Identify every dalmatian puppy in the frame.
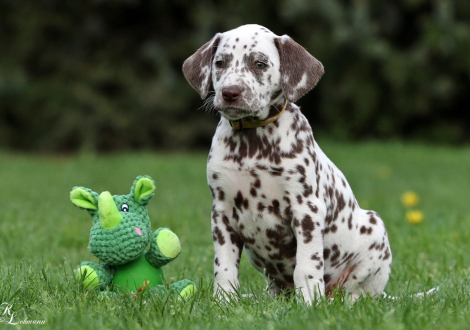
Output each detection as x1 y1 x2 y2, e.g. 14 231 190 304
182 24 392 304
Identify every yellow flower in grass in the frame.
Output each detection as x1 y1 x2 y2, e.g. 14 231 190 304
406 210 424 224
401 191 420 207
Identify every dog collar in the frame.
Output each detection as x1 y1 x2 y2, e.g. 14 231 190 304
229 100 288 130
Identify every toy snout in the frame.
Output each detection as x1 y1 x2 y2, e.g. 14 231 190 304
98 191 123 230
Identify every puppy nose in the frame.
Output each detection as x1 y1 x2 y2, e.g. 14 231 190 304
222 86 242 103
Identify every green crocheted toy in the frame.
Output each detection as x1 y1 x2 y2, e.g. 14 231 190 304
70 175 195 297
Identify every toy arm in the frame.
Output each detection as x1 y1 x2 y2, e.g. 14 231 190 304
145 228 181 268
76 261 115 291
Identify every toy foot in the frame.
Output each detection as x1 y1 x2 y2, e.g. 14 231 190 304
171 279 196 299
146 228 181 268
76 262 114 290
150 280 196 299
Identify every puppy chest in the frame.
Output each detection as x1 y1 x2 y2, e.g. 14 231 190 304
240 211 297 278
237 210 295 251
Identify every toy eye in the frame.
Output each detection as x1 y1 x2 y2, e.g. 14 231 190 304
254 61 267 69
121 204 129 212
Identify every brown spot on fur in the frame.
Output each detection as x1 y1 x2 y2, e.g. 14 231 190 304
301 215 314 243
311 253 321 261
269 166 284 176
324 273 332 284
250 187 257 197
336 192 346 211
370 215 377 225
303 184 313 198
347 214 353 230
383 247 391 260
234 191 249 210
330 244 340 263
232 207 239 221
360 226 373 235
213 226 225 245
307 202 318 213
218 188 225 201
265 263 278 276
268 199 282 218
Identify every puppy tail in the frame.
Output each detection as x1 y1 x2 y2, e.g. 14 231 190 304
382 283 443 300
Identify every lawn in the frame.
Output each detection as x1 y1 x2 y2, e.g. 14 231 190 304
0 141 469 329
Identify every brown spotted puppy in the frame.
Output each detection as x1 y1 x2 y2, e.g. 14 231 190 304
183 24 391 304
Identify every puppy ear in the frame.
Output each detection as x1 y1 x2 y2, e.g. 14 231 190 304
182 33 222 99
274 35 324 103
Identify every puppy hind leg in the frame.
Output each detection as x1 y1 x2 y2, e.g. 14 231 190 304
342 259 391 299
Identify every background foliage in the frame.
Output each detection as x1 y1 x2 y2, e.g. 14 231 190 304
1 0 469 152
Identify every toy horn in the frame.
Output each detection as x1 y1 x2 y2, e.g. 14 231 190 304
98 191 123 230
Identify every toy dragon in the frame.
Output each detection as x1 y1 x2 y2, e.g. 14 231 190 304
70 175 195 297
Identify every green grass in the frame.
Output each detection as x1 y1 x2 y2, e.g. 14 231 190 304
1 141 470 329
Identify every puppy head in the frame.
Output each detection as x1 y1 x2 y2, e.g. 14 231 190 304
183 24 324 120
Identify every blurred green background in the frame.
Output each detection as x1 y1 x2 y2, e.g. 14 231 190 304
1 0 469 153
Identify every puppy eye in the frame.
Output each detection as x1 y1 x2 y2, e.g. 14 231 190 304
121 204 129 212
215 60 225 68
254 61 267 69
